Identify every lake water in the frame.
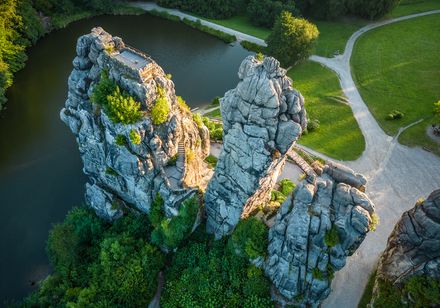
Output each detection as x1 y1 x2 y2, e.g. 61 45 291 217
0 13 249 303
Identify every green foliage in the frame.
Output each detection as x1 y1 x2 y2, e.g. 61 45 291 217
92 72 143 124
370 212 380 232
165 73 172 79
148 9 181 22
312 268 324 280
106 87 143 124
240 40 266 54
105 167 118 176
167 154 178 166
205 154 218 169
324 225 340 248
307 118 320 132
247 0 297 28
177 96 190 113
129 129 141 145
202 116 223 140
115 134 127 146
358 269 377 308
374 278 402 307
210 96 221 106
386 110 404 120
151 196 200 250
229 217 268 259
25 207 163 307
271 190 287 204
151 86 170 125
434 100 440 120
161 226 272 307
278 178 295 196
192 112 203 128
404 275 440 307
267 11 319 67
181 17 236 43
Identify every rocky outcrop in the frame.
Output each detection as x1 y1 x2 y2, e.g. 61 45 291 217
205 55 307 238
61 27 212 220
371 189 440 303
265 162 376 307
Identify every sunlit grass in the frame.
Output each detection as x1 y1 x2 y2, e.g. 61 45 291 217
352 14 440 153
289 61 365 160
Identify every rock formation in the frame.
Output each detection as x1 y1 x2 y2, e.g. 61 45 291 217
265 162 376 307
205 55 307 238
61 27 212 220
370 189 440 304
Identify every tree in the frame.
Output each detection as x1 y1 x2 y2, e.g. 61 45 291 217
347 0 401 19
247 0 297 28
266 11 319 67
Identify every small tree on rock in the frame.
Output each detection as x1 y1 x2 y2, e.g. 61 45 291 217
266 11 319 67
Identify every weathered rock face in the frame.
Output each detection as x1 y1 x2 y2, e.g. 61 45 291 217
205 55 307 238
374 189 440 290
265 162 376 307
61 27 212 220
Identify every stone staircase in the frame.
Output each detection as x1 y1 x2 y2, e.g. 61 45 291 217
176 140 186 174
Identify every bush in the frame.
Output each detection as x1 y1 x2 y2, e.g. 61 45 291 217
205 155 218 169
228 217 268 260
151 86 170 125
324 225 340 248
247 0 297 28
151 196 200 250
279 178 295 196
177 96 190 113
312 268 324 280
161 226 272 307
404 275 440 306
129 129 141 145
307 118 320 132
386 110 404 120
167 154 178 166
267 11 319 67
369 212 379 231
192 113 203 128
434 100 440 121
92 73 143 124
211 96 221 106
202 116 223 141
115 134 126 146
26 207 163 307
240 40 266 54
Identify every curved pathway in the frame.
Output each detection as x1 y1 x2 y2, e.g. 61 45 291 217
310 10 440 307
130 2 267 46
132 4 440 306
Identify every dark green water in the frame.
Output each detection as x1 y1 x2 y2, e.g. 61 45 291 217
0 13 249 303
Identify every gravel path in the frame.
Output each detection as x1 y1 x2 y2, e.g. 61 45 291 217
132 4 440 306
130 2 267 46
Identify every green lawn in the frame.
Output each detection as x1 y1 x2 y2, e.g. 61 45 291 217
203 15 271 40
351 14 440 155
314 18 367 57
389 0 440 17
289 61 365 161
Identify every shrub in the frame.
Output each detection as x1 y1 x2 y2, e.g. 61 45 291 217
279 178 295 196
434 100 440 121
186 147 195 163
386 110 404 120
369 213 380 232
151 86 170 125
151 196 200 250
228 217 268 260
312 268 323 280
211 96 220 106
105 167 118 176
129 129 141 145
192 113 203 128
177 96 190 113
161 226 272 307
115 134 127 146
324 225 340 248
165 73 172 79
307 118 320 132
256 52 264 61
271 190 287 204
404 275 440 306
92 74 143 125
205 155 218 169
240 40 266 54
167 154 178 166
267 11 319 67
